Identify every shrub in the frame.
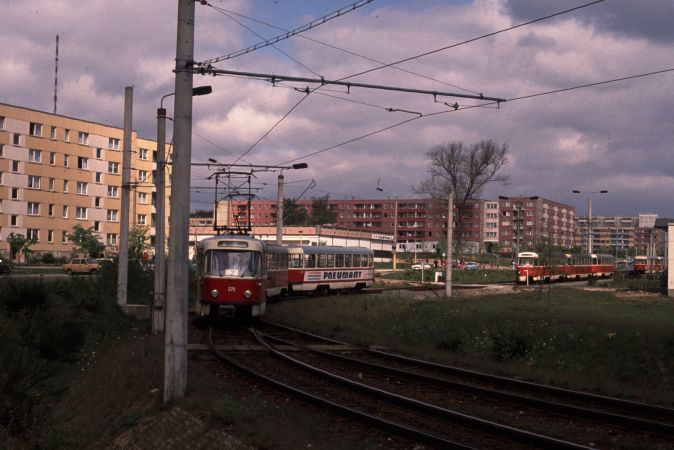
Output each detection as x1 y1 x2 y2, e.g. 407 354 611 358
41 253 57 264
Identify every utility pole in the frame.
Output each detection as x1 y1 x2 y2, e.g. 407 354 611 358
117 86 133 307
165 0 195 403
445 195 453 298
153 105 167 333
276 173 284 244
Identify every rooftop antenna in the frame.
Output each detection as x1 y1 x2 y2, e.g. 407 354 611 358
53 35 59 114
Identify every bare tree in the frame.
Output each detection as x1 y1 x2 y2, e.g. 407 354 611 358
413 140 509 254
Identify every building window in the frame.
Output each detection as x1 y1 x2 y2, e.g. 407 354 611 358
13 134 20 145
27 229 39 241
63 180 69 192
48 230 54 242
137 214 146 225
29 122 42 137
138 192 147 204
12 160 19 172
76 181 88 194
78 131 89 145
0 143 3 157
76 207 87 219
62 231 68 243
107 234 117 245
95 197 101 207
108 137 120 150
64 129 70 142
11 188 19 199
0 116 4 130
50 126 56 140
49 177 55 191
107 186 118 197
62 205 68 218
94 221 101 231
139 148 148 160
138 170 148 181
27 202 40 215
77 156 88 169
64 154 69 167
48 204 54 217
27 175 40 189
95 172 102 183
108 162 119 174
107 209 118 221
10 215 18 226
96 147 103 159
28 149 41 163
50 152 56 164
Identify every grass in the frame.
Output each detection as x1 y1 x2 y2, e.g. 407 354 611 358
266 287 674 406
378 267 515 284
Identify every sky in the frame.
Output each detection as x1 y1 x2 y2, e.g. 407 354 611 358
2 0 673 217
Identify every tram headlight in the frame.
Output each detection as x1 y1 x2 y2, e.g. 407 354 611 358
243 290 252 299
210 289 219 299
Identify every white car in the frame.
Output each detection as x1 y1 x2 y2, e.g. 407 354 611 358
411 263 432 270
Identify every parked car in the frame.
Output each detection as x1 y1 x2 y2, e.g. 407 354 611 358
411 262 432 270
62 258 101 275
464 261 480 270
0 258 12 275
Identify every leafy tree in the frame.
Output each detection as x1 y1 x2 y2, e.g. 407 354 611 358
283 198 309 225
128 225 152 260
68 224 104 257
309 195 336 225
413 139 509 255
190 209 213 218
7 233 36 264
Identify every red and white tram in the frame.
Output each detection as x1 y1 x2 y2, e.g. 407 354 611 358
516 251 614 284
196 235 288 320
632 255 666 274
287 245 374 294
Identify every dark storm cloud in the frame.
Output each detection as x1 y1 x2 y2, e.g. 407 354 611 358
504 0 674 44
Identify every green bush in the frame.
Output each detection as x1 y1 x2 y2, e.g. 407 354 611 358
41 253 57 264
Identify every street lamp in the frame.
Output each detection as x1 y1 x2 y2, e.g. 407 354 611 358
153 85 212 333
572 189 608 254
277 163 308 244
376 186 398 271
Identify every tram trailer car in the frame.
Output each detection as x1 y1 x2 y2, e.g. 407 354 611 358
286 245 374 294
516 251 614 284
632 255 666 275
196 235 288 320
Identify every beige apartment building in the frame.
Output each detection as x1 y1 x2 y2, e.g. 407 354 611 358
0 103 167 261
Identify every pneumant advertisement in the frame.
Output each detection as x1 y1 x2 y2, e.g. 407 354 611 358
304 269 374 282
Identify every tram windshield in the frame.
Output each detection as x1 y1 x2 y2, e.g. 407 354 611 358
517 256 537 266
204 250 260 277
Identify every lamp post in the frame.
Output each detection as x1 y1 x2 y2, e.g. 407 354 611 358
572 189 608 254
376 187 398 271
276 163 308 244
153 85 211 334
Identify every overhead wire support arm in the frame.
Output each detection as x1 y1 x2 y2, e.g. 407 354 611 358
196 67 506 103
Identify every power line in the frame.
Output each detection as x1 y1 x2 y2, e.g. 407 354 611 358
207 5 480 95
336 0 606 82
199 0 374 65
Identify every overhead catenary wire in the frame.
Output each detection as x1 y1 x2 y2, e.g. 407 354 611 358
336 0 607 82
199 0 374 65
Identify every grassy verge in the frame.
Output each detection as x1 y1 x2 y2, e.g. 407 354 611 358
378 268 515 284
266 288 674 406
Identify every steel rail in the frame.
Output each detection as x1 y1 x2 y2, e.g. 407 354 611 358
258 330 674 435
206 327 474 449
252 328 591 449
260 319 674 423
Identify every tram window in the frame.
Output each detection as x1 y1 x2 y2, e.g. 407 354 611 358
344 254 352 267
327 254 335 268
335 254 344 267
318 254 328 268
367 255 373 267
206 250 259 277
353 255 361 267
304 254 316 268
361 255 369 267
289 254 302 268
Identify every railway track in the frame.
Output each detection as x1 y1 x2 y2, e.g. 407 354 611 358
206 322 672 449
